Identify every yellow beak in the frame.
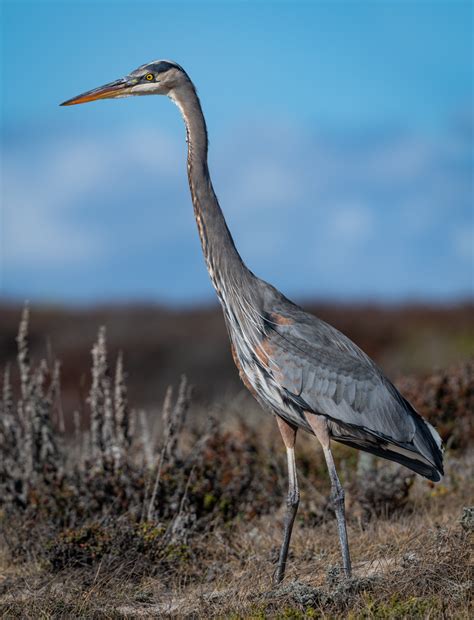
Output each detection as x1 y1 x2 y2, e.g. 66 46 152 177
60 78 130 106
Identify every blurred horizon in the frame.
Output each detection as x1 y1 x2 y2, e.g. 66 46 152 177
1 1 473 306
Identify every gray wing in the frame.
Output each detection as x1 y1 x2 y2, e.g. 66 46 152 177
249 281 443 481
259 284 417 444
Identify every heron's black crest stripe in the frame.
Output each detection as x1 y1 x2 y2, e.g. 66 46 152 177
130 59 189 81
150 61 181 74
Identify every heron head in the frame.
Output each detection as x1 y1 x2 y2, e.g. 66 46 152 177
60 60 189 106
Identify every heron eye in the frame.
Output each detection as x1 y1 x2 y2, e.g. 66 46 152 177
145 73 154 81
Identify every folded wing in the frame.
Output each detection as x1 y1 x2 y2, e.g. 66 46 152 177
259 284 443 481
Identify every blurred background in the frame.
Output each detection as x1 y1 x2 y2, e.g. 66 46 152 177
1 0 473 413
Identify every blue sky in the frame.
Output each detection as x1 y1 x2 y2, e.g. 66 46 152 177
1 1 473 305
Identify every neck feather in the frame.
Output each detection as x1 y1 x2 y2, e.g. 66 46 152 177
169 82 248 299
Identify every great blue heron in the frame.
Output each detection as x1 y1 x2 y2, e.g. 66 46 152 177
61 60 444 584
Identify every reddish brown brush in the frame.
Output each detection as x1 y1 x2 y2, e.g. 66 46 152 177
0 308 472 617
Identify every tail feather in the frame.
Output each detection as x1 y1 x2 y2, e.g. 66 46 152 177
333 435 442 481
403 396 444 476
329 403 444 482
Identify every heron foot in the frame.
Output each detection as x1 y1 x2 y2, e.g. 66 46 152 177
273 490 300 585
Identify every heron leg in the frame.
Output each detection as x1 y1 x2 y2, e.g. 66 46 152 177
306 413 352 578
274 416 299 585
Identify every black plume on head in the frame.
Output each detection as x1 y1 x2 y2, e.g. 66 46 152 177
151 61 183 74
135 60 187 77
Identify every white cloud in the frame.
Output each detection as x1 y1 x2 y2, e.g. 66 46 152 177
1 117 472 301
236 159 301 207
2 127 182 270
328 203 375 244
452 228 474 262
3 142 105 267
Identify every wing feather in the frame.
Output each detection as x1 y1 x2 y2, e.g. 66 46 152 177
260 292 416 443
250 281 443 479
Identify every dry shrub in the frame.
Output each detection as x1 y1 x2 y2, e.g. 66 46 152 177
0 308 472 618
350 456 415 523
0 309 291 578
397 361 474 449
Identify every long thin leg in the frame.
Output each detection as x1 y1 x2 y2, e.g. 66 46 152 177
274 416 300 585
306 413 352 578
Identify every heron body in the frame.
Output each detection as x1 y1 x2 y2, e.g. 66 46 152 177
61 60 444 583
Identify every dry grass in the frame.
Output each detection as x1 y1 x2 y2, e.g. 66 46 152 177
0 470 472 618
0 308 472 618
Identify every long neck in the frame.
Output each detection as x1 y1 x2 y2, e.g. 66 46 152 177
169 82 248 299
